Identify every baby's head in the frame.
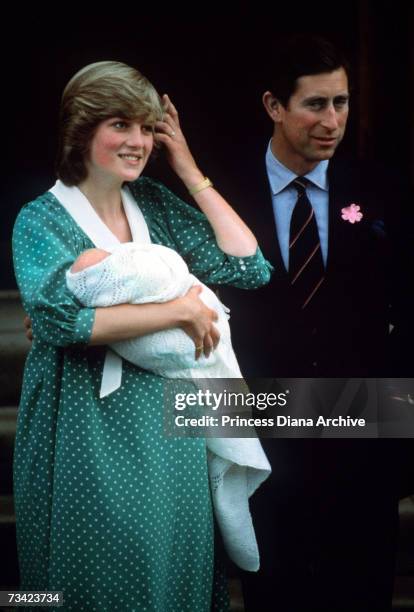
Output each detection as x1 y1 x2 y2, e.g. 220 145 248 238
71 248 111 273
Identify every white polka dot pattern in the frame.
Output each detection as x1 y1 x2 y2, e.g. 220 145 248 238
11 177 272 611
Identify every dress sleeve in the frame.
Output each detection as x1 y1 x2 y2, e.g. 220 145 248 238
131 178 274 289
12 197 95 347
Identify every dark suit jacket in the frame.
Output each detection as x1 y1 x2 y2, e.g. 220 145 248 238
218 150 414 506
218 155 414 608
221 154 412 378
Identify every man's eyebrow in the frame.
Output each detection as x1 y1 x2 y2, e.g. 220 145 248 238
302 96 328 103
302 93 350 103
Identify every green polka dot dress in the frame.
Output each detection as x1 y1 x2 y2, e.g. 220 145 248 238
12 177 272 611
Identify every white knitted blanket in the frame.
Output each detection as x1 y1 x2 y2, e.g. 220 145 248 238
66 242 242 379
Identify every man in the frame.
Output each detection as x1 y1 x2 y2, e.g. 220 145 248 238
221 35 412 611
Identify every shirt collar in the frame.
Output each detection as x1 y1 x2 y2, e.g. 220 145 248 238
265 140 329 195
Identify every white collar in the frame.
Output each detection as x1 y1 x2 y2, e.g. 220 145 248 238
265 141 329 195
49 180 151 250
49 179 151 398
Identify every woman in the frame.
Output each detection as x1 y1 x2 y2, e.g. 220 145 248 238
12 61 272 611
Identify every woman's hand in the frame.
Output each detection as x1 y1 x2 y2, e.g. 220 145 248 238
177 286 220 360
154 95 204 189
155 95 258 258
23 315 33 342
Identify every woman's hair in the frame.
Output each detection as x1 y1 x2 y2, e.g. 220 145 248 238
56 61 164 185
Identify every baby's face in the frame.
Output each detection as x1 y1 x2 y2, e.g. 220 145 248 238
71 248 111 273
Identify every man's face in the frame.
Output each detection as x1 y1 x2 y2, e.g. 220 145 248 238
265 68 349 173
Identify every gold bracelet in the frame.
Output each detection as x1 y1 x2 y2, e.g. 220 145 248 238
188 177 213 196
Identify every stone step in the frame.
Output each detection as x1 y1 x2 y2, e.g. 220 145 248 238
0 292 25 331
393 576 414 610
0 292 28 406
0 407 17 495
228 578 244 611
0 495 15 525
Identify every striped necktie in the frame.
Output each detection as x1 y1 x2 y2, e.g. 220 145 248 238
289 177 325 310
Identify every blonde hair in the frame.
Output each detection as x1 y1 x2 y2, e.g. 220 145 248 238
56 61 164 185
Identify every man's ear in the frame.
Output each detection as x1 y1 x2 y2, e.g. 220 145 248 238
262 91 284 122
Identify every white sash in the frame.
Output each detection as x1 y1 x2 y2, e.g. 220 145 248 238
49 179 151 397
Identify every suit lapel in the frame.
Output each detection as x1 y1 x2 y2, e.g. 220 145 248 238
245 154 366 281
326 160 364 275
257 157 359 277
241 158 287 278
259 173 287 277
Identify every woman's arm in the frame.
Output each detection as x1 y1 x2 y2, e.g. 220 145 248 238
91 286 219 359
23 286 220 359
155 95 257 257
14 199 219 355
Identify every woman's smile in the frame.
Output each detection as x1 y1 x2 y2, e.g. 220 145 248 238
88 117 154 182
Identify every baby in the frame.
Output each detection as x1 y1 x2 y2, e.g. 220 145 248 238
66 242 243 379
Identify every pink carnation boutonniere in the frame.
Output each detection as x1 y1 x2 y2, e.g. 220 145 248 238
341 203 363 224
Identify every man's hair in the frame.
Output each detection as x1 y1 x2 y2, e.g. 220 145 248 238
266 35 350 108
56 61 164 186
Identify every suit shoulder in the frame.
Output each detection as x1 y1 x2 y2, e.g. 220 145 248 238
330 157 407 190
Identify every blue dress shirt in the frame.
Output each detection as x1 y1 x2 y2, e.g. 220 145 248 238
265 142 329 270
